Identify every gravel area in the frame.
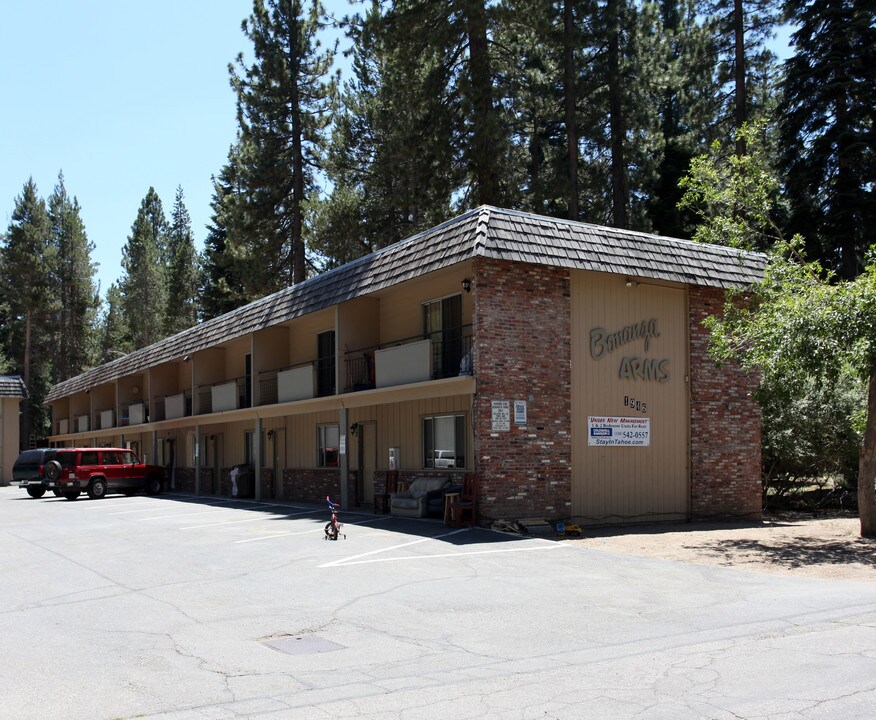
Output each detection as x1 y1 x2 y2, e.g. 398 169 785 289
568 512 876 582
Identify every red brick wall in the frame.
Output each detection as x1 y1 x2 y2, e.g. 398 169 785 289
281 468 341 503
689 286 762 518
473 258 572 523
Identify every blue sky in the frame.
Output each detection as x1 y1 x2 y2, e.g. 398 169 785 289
1 2 792 302
0 0 352 299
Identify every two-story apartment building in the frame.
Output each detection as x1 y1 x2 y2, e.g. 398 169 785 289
45 207 766 525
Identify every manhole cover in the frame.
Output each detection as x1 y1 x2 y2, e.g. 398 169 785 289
261 636 344 656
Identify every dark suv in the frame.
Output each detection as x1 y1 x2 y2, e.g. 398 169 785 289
13 449 60 498
43 448 166 500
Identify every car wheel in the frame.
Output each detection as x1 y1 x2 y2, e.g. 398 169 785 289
45 460 62 482
62 491 80 501
26 486 46 499
52 489 62 497
87 478 107 499
146 474 163 495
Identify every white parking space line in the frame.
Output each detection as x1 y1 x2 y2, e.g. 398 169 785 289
321 541 568 568
84 500 166 512
182 509 317 530
234 525 327 542
132 499 277 520
318 529 468 567
232 514 396 544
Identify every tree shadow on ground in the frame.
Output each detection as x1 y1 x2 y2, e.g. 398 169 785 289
688 536 876 570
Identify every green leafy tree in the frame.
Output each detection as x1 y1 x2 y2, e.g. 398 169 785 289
120 188 168 349
1 179 57 444
707 244 876 537
681 122 876 538
230 0 338 291
165 186 200 335
48 171 100 380
678 120 781 250
779 0 876 280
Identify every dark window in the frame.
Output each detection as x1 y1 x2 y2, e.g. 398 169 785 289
57 452 77 469
318 425 339 467
316 330 336 397
423 414 466 469
80 451 99 466
423 295 465 379
244 353 252 408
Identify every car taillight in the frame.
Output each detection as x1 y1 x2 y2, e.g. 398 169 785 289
38 465 44 477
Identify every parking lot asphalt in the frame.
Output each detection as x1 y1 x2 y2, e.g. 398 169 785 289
2 486 876 720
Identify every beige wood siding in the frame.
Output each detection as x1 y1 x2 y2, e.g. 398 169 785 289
378 265 473 344
571 271 689 523
289 310 335 366
351 395 470 471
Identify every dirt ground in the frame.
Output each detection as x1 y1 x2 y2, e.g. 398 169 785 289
567 511 876 582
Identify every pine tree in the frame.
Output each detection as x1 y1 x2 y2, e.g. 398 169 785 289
165 186 200 335
230 0 337 292
317 1 457 264
780 0 876 279
386 0 512 208
98 282 132 363
1 179 57 444
647 0 722 237
48 171 99 381
700 0 780 153
201 146 249 320
120 188 168 349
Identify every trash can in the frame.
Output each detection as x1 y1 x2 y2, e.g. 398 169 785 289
231 464 254 498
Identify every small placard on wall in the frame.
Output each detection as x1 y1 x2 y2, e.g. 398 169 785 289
491 400 511 431
514 400 527 424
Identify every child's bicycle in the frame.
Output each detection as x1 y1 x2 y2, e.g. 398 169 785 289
324 496 346 540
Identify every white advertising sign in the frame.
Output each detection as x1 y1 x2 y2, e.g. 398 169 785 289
491 400 511 431
588 416 651 446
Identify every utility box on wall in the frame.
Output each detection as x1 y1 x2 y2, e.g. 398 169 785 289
388 447 400 470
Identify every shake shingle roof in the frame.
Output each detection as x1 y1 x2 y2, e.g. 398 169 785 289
46 206 765 402
0 376 27 399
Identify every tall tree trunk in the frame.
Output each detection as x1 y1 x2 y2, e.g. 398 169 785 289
564 0 578 220
290 15 305 285
465 0 498 206
607 0 628 228
22 310 32 448
733 0 747 156
859 366 876 538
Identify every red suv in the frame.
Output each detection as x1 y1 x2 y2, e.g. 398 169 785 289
44 448 166 500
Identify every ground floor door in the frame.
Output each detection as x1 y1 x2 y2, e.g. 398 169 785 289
269 428 285 500
359 421 376 507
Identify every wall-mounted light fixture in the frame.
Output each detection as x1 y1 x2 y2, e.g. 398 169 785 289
625 278 639 288
350 422 359 436
183 355 191 362
267 429 274 439
461 278 472 293
131 385 140 394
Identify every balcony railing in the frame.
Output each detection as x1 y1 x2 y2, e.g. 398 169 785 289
198 377 248 415
344 324 473 392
